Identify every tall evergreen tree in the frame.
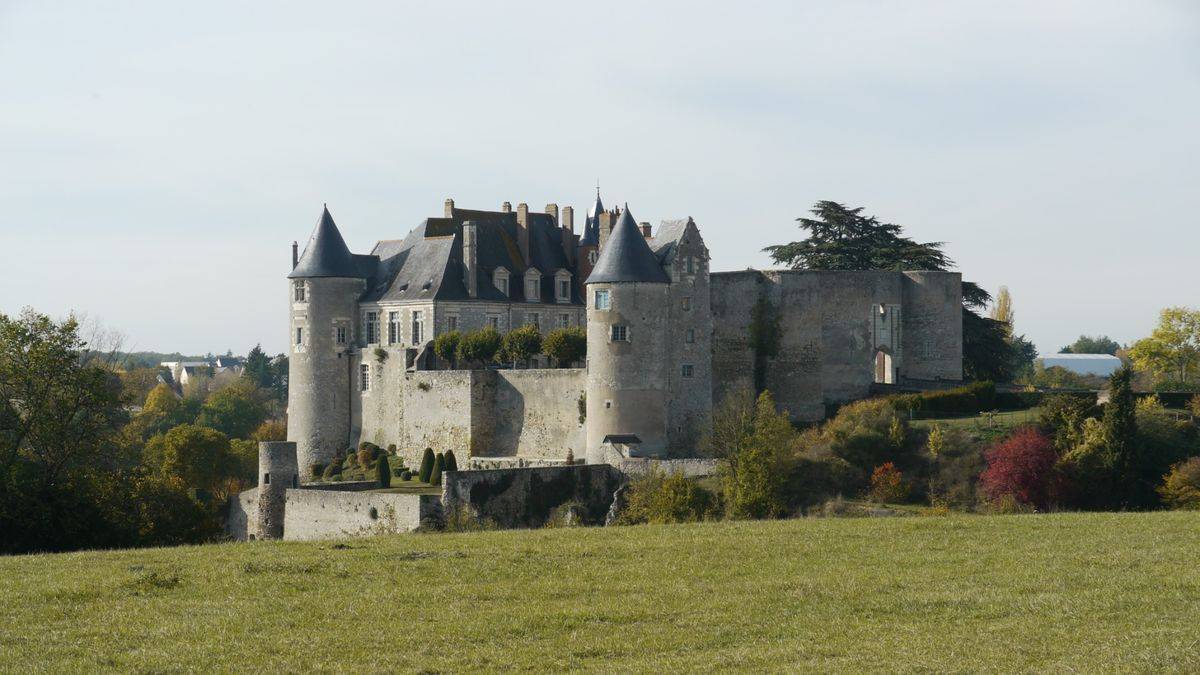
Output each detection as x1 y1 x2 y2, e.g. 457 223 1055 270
418 448 435 483
1103 367 1139 507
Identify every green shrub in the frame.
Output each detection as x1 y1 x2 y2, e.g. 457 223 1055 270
456 328 502 367
310 463 326 479
722 391 795 519
321 463 338 481
357 448 374 467
376 455 391 488
1159 457 1200 510
430 453 445 486
498 324 542 366
890 381 997 415
444 449 458 474
387 443 397 455
401 470 412 481
541 327 587 367
392 465 404 478
418 448 435 483
434 331 463 367
618 469 719 525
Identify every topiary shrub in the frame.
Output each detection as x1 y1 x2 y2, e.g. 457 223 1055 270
344 453 358 468
430 453 445 486
321 463 338 481
444 449 458 473
387 443 397 455
310 463 326 479
357 448 374 467
401 470 412 481
376 455 392 488
418 448 435 483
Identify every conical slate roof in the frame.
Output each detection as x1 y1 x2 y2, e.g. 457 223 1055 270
585 205 670 284
289 206 360 278
580 190 604 246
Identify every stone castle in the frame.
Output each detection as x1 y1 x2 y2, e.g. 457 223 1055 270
285 192 963 478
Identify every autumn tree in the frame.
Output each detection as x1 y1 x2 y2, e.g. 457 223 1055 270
499 325 542 368
1128 307 1200 384
143 424 236 493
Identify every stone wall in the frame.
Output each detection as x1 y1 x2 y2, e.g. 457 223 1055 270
281 489 441 541
226 488 258 541
614 457 719 477
442 465 622 529
357 367 586 466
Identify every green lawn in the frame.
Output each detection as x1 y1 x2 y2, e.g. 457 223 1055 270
3 512 1199 672
371 480 441 495
909 408 1041 444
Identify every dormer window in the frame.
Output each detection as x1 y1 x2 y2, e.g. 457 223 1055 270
525 269 542 302
555 270 571 303
494 268 510 297
685 256 694 274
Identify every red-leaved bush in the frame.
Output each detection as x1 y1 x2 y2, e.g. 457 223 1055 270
979 427 1060 510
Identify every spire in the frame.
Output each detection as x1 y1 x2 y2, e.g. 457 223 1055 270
581 187 605 246
288 205 361 279
585 204 670 284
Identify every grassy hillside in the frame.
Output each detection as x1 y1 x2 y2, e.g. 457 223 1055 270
3 513 1198 672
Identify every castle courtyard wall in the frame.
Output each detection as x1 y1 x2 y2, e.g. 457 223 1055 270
442 465 622 529
281 489 440 541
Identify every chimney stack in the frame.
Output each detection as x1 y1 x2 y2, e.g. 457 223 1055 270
561 206 575 263
599 211 614 250
444 198 455 218
516 203 530 264
640 222 652 238
291 241 299 269
462 221 478 298
501 201 512 213
545 203 559 224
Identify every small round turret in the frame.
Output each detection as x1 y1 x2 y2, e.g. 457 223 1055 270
255 441 298 540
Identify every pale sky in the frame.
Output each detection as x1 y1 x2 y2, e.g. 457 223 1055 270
1 1 1197 356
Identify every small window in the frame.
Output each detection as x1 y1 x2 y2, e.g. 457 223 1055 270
448 315 458 332
411 310 424 345
527 313 540 330
494 269 510 296
611 325 628 342
588 250 598 265
558 313 570 329
682 364 694 378
686 256 694 274
682 297 691 311
295 326 304 346
359 363 371 392
525 271 541 302
557 279 570 302
388 311 400 345
594 289 610 310
605 400 612 409
488 316 500 330
364 311 379 344
263 472 270 485
686 328 695 344
293 280 306 302
335 325 347 345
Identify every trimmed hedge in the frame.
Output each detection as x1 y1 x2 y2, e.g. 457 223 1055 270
892 383 1099 415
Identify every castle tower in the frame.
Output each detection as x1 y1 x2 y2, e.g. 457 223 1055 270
255 441 298 540
576 188 604 282
584 205 672 462
287 206 367 480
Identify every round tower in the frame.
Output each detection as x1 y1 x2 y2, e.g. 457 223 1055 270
255 441 298 540
287 206 365 480
585 204 672 463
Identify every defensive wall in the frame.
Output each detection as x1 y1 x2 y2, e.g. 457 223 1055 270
355 367 586 466
442 464 623 529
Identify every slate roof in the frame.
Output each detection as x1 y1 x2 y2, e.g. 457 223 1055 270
361 206 582 304
580 191 604 246
646 218 691 266
585 205 671 284
289 207 365 279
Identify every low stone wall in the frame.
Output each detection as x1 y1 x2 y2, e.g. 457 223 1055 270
614 457 719 477
282 489 441 541
467 457 573 470
296 480 378 492
442 465 622 529
226 488 258 541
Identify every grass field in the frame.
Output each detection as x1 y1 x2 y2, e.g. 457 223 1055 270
3 512 1199 672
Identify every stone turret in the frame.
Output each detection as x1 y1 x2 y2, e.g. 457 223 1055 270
287 206 366 479
255 441 298 540
584 205 672 463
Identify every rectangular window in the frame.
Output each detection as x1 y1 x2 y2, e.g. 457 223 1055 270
558 280 570 301
682 297 691 311
263 472 270 485
335 325 347 345
293 281 306 302
527 313 540 330
448 315 458 332
359 363 370 392
558 313 570 329
526 278 539 301
686 256 694 274
488 315 500 330
364 311 379 344
594 289 610 310
611 325 628 342
682 364 694 378
295 326 303 346
411 310 424 345
388 311 400 345
686 328 695 344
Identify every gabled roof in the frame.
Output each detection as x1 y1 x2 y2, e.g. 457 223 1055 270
586 205 670 284
289 206 364 279
646 217 692 266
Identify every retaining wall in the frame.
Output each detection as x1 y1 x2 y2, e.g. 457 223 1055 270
442 464 622 529
281 489 441 541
